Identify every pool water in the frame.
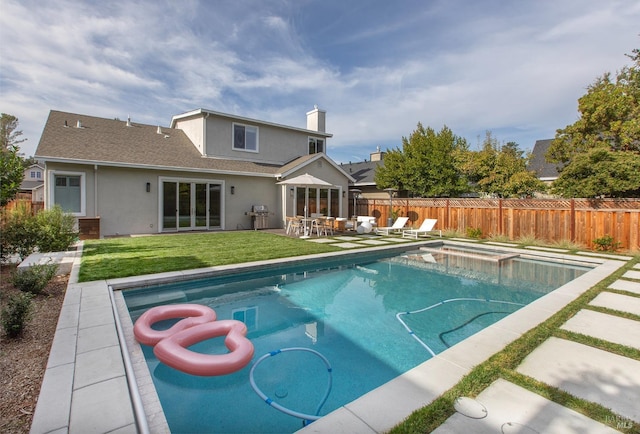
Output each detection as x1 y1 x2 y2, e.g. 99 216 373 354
123 247 590 433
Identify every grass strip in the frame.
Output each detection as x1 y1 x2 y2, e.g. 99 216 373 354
78 232 341 281
389 259 640 434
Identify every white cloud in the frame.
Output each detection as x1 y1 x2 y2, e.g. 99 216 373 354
1 0 638 162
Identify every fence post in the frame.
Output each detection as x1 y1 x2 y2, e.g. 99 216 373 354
498 198 503 236
446 199 450 230
570 198 575 242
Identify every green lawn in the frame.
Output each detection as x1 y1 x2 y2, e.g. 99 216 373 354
78 231 341 282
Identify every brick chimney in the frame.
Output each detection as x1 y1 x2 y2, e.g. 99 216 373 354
306 105 326 132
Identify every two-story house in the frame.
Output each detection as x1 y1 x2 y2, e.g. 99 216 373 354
19 163 45 202
34 107 353 237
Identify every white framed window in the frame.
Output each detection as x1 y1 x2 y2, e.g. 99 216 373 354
233 123 259 152
36 171 42 179
49 171 86 216
308 137 324 154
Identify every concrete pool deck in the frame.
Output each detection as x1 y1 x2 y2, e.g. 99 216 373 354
29 241 639 433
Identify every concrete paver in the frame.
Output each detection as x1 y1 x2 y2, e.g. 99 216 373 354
517 337 640 423
561 309 640 350
589 291 640 316
433 379 619 434
609 279 640 295
623 270 640 280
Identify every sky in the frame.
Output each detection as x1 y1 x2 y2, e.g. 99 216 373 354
1 0 638 163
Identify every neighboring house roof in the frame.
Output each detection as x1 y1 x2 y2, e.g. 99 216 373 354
529 139 561 180
340 160 382 186
19 181 44 191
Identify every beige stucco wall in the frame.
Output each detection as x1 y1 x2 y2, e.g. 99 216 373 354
203 115 324 164
173 115 205 155
43 162 293 237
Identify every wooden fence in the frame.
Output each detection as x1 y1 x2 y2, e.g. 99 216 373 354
2 199 45 215
356 198 640 252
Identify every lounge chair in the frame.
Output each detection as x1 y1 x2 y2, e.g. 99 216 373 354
402 218 442 239
375 216 409 235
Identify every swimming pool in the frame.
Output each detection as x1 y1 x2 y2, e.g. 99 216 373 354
122 244 592 433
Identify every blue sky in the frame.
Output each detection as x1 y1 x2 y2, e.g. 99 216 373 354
1 0 638 163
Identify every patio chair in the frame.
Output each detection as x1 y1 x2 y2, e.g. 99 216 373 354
402 218 442 239
375 216 409 235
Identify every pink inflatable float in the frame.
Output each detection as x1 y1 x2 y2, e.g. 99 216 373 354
133 304 254 376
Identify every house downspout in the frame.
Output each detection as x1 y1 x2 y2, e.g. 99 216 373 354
203 112 210 156
94 165 98 216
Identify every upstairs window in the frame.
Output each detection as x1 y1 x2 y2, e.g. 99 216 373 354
309 137 324 154
233 123 258 152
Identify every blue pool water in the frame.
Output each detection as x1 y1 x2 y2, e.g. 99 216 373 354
123 246 591 433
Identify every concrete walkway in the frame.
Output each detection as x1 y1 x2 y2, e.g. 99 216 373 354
433 275 640 433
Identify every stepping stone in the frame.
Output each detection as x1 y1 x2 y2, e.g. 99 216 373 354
589 292 640 316
525 246 569 252
560 309 640 350
609 279 640 295
357 239 389 245
334 236 361 241
433 378 618 434
517 337 640 423
306 238 337 243
485 242 518 246
623 270 640 281
577 251 633 260
330 242 363 249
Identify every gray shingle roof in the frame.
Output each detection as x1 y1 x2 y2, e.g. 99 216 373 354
35 111 285 175
340 160 381 185
529 139 562 179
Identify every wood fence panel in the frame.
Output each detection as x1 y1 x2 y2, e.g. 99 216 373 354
360 197 640 251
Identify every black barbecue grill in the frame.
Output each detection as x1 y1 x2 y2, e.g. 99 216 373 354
248 205 269 230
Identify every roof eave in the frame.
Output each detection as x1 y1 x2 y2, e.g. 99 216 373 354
35 156 278 178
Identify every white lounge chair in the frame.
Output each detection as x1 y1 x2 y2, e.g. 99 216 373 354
402 218 442 239
376 216 409 235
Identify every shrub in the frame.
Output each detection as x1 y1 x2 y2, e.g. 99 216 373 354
1 292 34 338
1 205 78 261
466 227 482 239
592 235 621 252
10 262 59 294
0 201 41 260
36 206 78 252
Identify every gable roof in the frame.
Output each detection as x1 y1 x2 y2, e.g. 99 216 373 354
171 108 333 138
340 160 382 186
35 111 293 177
528 139 562 180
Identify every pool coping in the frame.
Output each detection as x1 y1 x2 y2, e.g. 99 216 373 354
29 240 628 434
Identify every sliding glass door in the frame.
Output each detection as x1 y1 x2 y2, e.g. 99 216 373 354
162 180 222 231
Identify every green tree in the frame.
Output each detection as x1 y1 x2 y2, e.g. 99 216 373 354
1 113 26 151
548 50 640 197
460 132 544 197
551 146 640 197
1 114 26 206
375 124 469 197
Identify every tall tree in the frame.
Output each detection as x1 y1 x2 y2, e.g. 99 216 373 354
1 113 26 151
375 123 469 197
0 114 26 206
547 50 640 197
460 132 544 197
